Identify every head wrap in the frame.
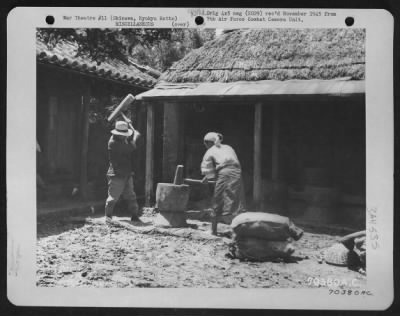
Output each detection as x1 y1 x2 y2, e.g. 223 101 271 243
204 132 223 147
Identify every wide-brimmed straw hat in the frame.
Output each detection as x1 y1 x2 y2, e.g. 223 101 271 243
111 121 133 137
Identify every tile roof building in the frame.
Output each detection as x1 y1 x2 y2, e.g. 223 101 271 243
36 38 160 88
36 37 159 205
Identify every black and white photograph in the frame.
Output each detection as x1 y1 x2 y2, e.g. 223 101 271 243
35 27 367 288
6 7 394 309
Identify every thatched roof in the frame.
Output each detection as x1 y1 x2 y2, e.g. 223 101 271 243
160 29 365 83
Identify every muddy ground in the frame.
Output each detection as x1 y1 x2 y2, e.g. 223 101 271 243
37 210 366 288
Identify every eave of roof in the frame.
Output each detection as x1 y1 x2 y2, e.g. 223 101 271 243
136 79 365 102
36 39 158 89
37 62 150 91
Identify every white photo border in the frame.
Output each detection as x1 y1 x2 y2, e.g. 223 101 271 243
6 7 394 310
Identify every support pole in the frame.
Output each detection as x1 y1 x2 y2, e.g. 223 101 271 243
47 95 58 175
253 103 262 211
272 104 280 182
80 81 91 200
162 102 180 182
136 103 146 186
145 103 155 207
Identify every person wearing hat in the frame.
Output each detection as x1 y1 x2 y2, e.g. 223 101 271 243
105 120 141 224
201 132 246 235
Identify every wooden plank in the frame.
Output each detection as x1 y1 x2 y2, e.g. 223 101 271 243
139 93 366 104
162 102 180 182
272 104 280 181
79 81 91 200
145 103 155 207
253 103 262 211
136 80 366 100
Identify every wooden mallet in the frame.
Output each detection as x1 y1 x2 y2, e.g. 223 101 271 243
107 94 136 131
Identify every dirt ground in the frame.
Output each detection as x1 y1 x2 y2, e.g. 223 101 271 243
37 210 366 288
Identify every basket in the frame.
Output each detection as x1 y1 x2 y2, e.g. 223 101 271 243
324 243 350 266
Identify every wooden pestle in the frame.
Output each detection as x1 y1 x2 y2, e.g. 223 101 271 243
184 178 216 185
173 165 184 185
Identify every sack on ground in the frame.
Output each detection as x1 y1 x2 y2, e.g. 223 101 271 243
230 238 295 261
353 236 366 268
231 212 303 241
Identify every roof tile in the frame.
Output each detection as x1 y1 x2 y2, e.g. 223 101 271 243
36 38 157 88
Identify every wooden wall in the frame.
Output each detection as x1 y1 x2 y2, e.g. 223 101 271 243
276 97 366 196
37 65 149 201
37 68 82 182
167 95 366 207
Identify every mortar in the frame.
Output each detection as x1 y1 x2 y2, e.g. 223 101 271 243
155 183 190 212
154 165 190 227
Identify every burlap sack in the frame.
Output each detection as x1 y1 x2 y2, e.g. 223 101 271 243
354 236 366 268
231 212 303 241
230 238 294 261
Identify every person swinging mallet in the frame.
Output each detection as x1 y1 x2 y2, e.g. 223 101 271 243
105 95 142 224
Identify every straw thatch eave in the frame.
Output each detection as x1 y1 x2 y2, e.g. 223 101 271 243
160 29 365 83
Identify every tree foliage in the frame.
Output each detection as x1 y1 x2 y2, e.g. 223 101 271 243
132 28 215 71
37 28 215 71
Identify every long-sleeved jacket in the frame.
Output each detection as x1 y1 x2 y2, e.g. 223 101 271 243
106 136 135 177
201 144 241 179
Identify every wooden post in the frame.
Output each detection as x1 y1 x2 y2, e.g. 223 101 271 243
80 81 91 200
253 103 262 211
177 106 185 166
145 103 155 207
162 102 181 182
272 104 280 181
136 103 146 191
47 95 58 175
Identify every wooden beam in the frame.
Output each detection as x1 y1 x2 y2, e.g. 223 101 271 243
253 103 262 211
79 81 91 200
272 104 280 181
145 103 155 207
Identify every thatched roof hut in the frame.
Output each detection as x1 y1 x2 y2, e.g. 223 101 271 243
161 28 365 83
137 29 366 218
138 29 365 101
